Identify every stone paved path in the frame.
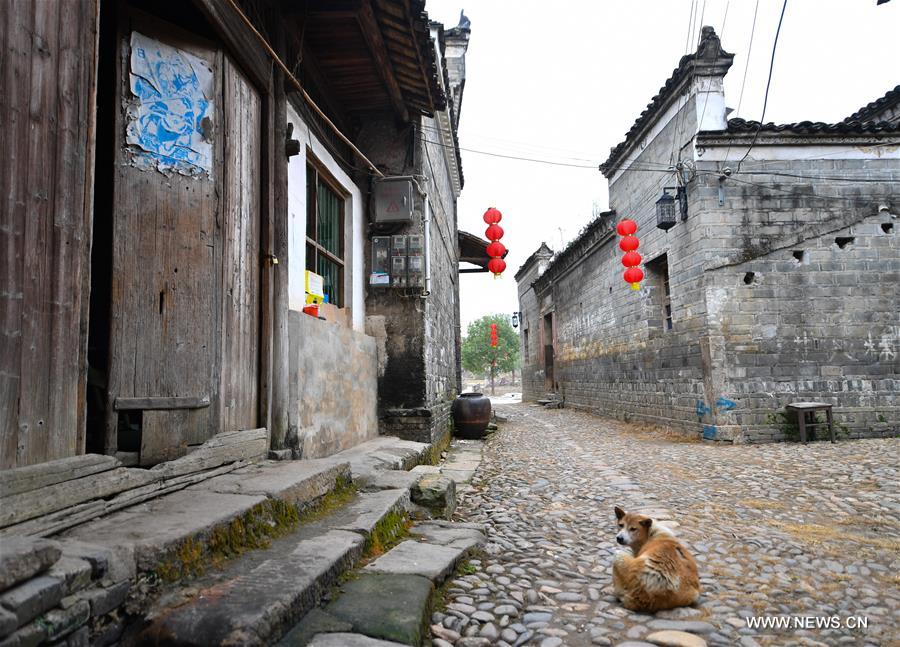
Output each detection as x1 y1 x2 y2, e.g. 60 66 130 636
433 404 899 647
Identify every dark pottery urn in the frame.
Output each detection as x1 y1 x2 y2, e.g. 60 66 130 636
452 393 492 439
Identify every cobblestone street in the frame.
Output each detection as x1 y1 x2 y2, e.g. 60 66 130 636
435 405 900 647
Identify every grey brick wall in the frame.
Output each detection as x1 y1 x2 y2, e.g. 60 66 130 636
517 95 899 442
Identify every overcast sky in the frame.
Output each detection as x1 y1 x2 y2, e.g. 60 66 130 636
423 0 899 332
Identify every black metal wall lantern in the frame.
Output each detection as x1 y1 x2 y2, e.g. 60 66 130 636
656 186 688 231
511 311 521 328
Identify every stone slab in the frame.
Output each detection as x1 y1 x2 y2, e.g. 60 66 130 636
440 469 476 484
138 530 365 646
46 557 92 596
77 580 130 617
276 608 352 646
322 437 430 484
646 630 708 647
0 606 17 638
0 620 47 646
55 540 135 583
408 521 486 551
323 489 410 536
307 633 408 647
410 475 456 519
0 575 64 628
197 459 351 507
409 465 440 475
0 537 62 593
61 489 267 571
326 573 433 646
364 541 465 582
362 471 420 492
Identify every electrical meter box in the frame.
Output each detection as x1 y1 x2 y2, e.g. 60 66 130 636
370 236 391 286
407 234 424 256
373 179 414 223
391 256 407 287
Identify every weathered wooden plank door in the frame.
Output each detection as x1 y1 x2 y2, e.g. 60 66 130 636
105 15 261 465
107 15 215 464
220 58 261 432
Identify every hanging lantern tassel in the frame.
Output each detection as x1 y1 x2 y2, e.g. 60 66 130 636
624 266 644 290
488 257 507 278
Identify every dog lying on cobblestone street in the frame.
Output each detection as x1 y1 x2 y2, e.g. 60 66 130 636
611 506 700 612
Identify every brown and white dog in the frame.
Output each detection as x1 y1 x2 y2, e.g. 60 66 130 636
611 506 700 612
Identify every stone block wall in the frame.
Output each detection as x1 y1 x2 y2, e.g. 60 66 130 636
516 252 550 402
693 157 899 441
518 94 900 442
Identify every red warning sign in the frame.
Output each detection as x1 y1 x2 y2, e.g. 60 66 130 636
387 201 399 213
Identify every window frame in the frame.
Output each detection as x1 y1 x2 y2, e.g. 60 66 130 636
305 158 347 307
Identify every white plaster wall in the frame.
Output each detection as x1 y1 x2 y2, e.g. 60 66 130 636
286 104 365 331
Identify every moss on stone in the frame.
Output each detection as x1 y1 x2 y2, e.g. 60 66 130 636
364 508 412 558
153 498 303 582
425 431 452 466
298 475 356 524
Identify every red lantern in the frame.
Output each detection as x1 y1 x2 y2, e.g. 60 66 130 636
490 322 498 347
624 266 644 290
483 208 503 225
485 224 504 241
488 257 507 277
486 241 506 258
621 251 642 267
619 236 639 252
616 219 637 236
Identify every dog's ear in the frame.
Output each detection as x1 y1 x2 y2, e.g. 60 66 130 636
640 518 652 530
614 506 625 520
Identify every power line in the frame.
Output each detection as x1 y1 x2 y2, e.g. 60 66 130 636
722 175 892 206
736 0 789 172
733 0 760 120
737 170 897 184
724 0 761 162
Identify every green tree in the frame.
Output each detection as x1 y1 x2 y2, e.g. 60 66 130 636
461 314 520 395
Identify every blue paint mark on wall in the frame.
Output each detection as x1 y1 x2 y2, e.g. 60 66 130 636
696 400 711 417
716 397 737 412
126 32 214 176
702 425 718 440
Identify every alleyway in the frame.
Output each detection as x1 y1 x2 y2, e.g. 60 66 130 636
436 405 899 647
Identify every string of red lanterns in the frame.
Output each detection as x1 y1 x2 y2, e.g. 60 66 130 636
617 219 643 291
484 207 506 278
490 322 498 347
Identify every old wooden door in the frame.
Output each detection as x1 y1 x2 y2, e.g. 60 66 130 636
105 15 260 465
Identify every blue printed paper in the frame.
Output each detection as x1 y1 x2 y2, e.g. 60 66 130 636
126 32 214 176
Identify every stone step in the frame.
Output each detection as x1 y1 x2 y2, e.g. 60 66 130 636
60 459 352 573
283 520 485 646
133 486 412 646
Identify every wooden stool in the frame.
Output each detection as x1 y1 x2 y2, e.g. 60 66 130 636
785 402 835 444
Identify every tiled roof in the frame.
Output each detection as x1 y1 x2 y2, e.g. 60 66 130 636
844 85 900 123
724 117 900 135
600 26 733 177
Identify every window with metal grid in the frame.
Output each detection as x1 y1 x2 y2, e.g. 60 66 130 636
306 163 344 307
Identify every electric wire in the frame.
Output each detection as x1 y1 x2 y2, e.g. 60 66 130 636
736 0 789 172
724 0 761 162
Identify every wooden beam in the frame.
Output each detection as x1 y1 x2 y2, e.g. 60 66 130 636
401 0 434 113
358 0 408 123
0 454 121 498
192 0 271 89
113 396 210 411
